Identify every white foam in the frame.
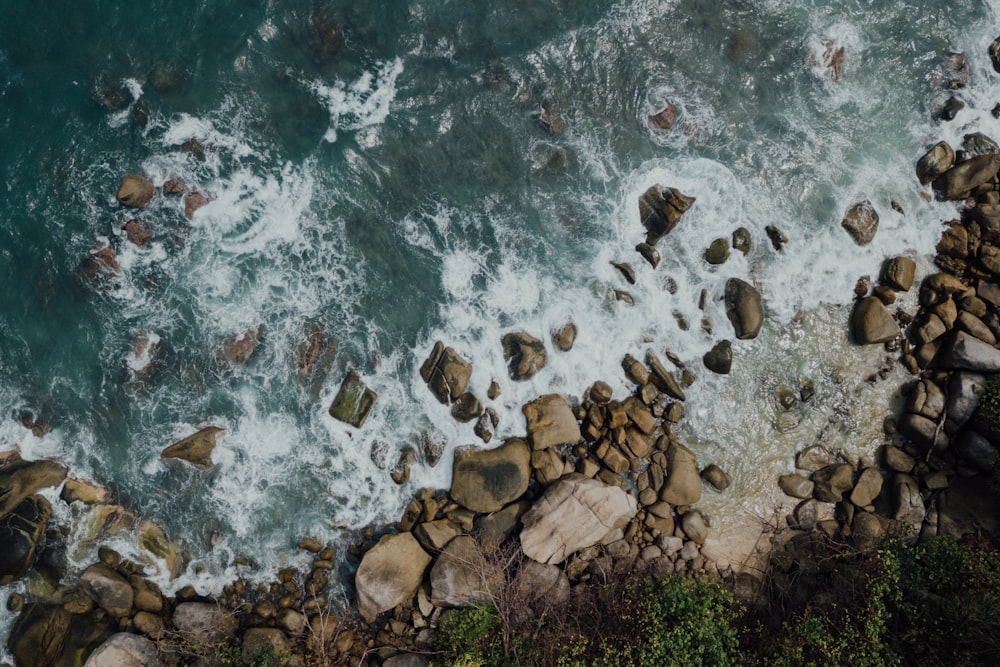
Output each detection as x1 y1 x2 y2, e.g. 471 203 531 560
309 59 404 143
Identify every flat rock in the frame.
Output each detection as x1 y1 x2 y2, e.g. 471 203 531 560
355 533 431 623
851 297 898 344
935 330 1000 371
84 633 161 667
449 438 531 513
520 474 637 564
161 426 223 469
660 441 701 505
523 394 581 450
724 278 764 340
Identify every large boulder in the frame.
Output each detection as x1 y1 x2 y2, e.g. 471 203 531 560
703 340 733 374
420 342 472 404
84 633 161 667
7 603 113 667
935 330 1000 371
916 141 956 185
932 154 1000 200
841 200 879 245
79 563 134 618
172 602 238 644
724 278 764 340
449 439 531 513
850 297 898 344
429 536 491 607
161 426 223 469
520 474 637 565
355 533 432 623
328 371 377 428
116 174 155 208
515 559 571 607
0 459 68 519
812 463 854 503
523 394 581 450
898 413 949 454
501 332 548 380
638 185 695 245
882 257 916 292
660 441 702 506
893 474 926 533
0 495 51 586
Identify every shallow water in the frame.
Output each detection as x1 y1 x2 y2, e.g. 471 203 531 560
2 0 999 649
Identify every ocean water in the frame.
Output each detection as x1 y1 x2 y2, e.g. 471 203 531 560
1 0 998 646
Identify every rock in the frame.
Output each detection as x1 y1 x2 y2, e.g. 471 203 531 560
0 495 51 586
724 278 764 340
936 330 1000 371
897 413 948 454
295 322 333 381
649 101 676 130
612 262 637 284
645 351 685 400
955 430 998 472
183 192 210 220
882 257 916 291
991 35 1000 73
913 313 947 345
700 464 731 491
116 174 155 208
502 332 548 381
552 323 577 351
850 296 898 344
932 154 1000 200
8 603 111 667
812 463 854 503
173 602 239 644
450 393 483 423
275 609 306 635
221 325 263 365
778 474 814 499
660 441 701 505
61 477 111 505
430 535 492 608
852 512 884 550
919 273 966 307
681 511 709 544
789 499 818 531
78 246 121 282
940 96 964 121
516 559 571 607
881 445 915 473
355 533 431 623
384 655 429 667
795 445 830 471
893 474 926 532
421 343 473 403
766 224 788 251
523 394 581 450
520 474 637 564
916 141 956 185
242 628 293 665
636 242 661 268
732 227 751 254
957 311 996 345
474 500 531 548
132 611 165 640
138 520 183 579
130 576 163 613
450 439 531 513
638 185 695 245
162 178 187 195
79 563 133 618
841 200 879 245
850 468 884 507
703 340 733 374
589 381 613 405
905 379 946 420
84 633 161 667
705 238 730 264
127 334 159 384
964 132 1000 157
413 519 463 553
161 426 223 469
121 219 151 246
328 371 377 428
0 459 67 519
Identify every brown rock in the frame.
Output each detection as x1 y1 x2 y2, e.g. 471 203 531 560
184 192 210 220
552 323 577 351
523 394 581 450
649 101 676 130
121 219 152 246
502 331 547 380
221 325 263 365
841 200 879 245
162 178 188 195
161 426 223 469
116 174 155 208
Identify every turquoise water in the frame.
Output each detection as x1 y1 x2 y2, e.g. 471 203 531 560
1 0 998 641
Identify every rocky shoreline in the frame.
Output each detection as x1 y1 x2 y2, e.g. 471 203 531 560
6 41 1000 667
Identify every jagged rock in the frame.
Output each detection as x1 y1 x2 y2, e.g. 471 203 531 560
638 185 695 245
932 154 1000 200
329 371 377 428
355 533 431 623
645 351 686 400
450 439 531 513
430 536 491 607
0 495 51 586
161 426 223 469
724 278 764 340
421 343 473 403
116 174 155 208
0 459 67 519
552 323 577 351
812 463 854 503
841 200 879 245
520 474 638 565
778 474 814 499
84 633 161 667
851 297 898 344
703 340 733 374
502 332 548 380
173 602 239 644
916 141 956 185
936 330 1000 371
850 468 884 507
882 257 916 292
80 563 133 618
523 394 581 450
661 441 701 505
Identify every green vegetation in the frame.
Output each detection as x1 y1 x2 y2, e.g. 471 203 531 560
431 534 1000 667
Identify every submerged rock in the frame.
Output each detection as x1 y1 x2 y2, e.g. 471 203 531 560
121 219 152 246
221 325 263 365
183 192 210 220
649 101 676 130
328 371 378 428
551 322 577 351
